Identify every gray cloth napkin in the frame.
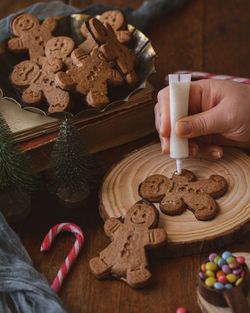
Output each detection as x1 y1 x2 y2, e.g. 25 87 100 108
0 210 67 313
0 0 189 42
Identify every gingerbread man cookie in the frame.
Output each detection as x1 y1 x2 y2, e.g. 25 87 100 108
139 170 228 221
10 60 70 113
89 18 138 85
8 13 57 61
38 36 75 73
99 10 132 44
89 200 167 288
55 47 123 108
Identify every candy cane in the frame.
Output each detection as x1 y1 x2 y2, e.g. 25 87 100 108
41 223 84 293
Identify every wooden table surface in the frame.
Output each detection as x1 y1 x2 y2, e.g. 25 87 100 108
1 0 250 312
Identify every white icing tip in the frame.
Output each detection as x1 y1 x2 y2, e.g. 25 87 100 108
176 159 182 175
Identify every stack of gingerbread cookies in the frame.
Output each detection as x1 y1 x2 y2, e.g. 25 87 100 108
8 11 138 113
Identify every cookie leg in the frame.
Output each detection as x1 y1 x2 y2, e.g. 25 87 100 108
86 90 109 108
160 192 186 216
184 193 219 221
89 257 111 278
126 267 152 288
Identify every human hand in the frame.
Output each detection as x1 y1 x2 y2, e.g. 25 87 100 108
155 79 250 159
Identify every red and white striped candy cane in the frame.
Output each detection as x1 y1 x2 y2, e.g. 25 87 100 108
41 223 84 293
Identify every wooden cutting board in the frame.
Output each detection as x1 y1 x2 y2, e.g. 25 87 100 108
197 252 250 312
100 144 250 256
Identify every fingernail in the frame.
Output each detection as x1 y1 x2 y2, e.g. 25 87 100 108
211 150 222 159
175 121 192 137
160 137 169 154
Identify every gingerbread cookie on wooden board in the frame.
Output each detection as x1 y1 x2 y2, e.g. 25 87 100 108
99 10 132 44
8 13 57 61
56 48 123 108
139 169 228 221
89 200 167 288
11 60 70 113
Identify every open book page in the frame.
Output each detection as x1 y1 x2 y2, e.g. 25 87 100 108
0 95 58 135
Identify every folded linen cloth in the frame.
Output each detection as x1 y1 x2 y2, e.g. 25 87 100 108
0 210 67 313
0 0 189 42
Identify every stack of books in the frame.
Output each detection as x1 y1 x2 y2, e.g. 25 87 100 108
0 84 156 171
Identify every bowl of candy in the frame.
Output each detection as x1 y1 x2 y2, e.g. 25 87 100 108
198 251 250 311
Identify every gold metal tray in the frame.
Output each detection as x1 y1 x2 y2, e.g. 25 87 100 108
0 14 156 118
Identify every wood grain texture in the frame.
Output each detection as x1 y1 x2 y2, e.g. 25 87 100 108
197 252 250 313
100 144 250 256
0 0 249 312
0 0 63 19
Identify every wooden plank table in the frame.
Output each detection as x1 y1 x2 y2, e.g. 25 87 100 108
1 1 250 312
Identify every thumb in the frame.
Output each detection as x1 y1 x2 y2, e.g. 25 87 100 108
175 106 227 138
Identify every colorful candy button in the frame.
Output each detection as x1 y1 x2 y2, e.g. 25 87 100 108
226 256 235 264
199 272 206 280
226 274 237 283
209 253 218 262
222 264 231 274
225 283 233 290
214 282 225 290
222 251 232 260
235 278 244 286
206 270 215 277
176 307 187 313
218 258 226 267
229 261 239 269
205 277 217 288
205 262 217 271
201 263 206 273
216 270 225 278
236 256 245 265
214 256 221 265
233 267 243 275
217 275 228 284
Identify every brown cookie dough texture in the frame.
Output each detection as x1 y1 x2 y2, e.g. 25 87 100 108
139 169 228 221
79 18 138 85
38 36 75 73
89 200 167 288
99 10 132 44
55 47 123 108
10 60 70 113
8 13 57 61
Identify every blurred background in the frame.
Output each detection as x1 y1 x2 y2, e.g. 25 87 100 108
1 0 250 89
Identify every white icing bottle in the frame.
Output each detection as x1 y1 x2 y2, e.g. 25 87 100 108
169 74 191 175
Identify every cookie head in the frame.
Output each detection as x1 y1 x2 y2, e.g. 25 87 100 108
11 60 40 86
45 36 75 59
12 14 39 35
99 11 125 30
126 201 158 228
139 175 172 202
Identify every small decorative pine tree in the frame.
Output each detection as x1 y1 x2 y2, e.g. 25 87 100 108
0 113 37 192
48 118 101 201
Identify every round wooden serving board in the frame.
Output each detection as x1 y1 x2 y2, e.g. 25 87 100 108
100 144 250 256
197 252 250 313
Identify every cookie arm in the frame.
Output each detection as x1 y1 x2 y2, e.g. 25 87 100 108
104 218 122 239
192 175 228 198
55 71 75 90
146 229 167 248
8 37 26 52
107 69 123 86
42 17 57 32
